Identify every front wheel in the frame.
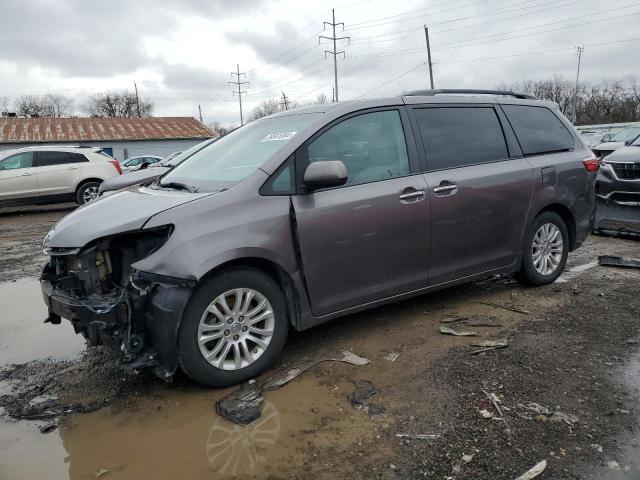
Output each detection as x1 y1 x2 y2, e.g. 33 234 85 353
515 211 569 286
178 267 289 387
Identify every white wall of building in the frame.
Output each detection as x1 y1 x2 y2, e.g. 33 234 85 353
0 138 210 161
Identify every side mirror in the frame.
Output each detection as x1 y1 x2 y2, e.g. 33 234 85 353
601 133 613 142
303 160 348 190
624 139 633 146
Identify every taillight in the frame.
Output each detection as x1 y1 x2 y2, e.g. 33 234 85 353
582 158 598 172
109 159 122 174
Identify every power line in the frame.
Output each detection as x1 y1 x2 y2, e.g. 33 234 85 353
229 64 249 126
359 62 426 97
320 9 350 102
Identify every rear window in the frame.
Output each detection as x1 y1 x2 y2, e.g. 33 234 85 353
502 105 574 156
36 151 88 166
413 107 509 171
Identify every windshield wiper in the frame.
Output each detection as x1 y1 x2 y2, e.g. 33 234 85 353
157 181 199 193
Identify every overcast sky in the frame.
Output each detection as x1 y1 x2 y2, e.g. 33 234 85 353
2 0 639 124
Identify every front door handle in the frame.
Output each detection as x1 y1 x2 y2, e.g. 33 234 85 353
399 190 425 200
433 183 458 194
67 166 79 170
21 172 34 176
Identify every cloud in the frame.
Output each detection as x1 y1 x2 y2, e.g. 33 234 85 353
0 0 262 77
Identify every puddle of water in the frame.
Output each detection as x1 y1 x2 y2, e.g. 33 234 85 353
0 278 85 365
597 351 640 480
0 418 69 479
0 374 386 480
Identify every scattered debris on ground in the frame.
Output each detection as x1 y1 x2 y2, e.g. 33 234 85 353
471 340 509 354
394 433 440 440
514 460 547 480
216 350 369 425
382 351 400 362
440 325 478 336
476 301 531 315
598 255 640 269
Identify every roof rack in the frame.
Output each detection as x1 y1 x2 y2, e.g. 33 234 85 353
404 89 536 100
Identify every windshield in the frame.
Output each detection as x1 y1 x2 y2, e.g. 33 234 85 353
159 138 218 167
612 127 640 142
632 136 640 146
160 113 321 191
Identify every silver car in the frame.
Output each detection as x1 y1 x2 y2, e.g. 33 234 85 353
40 90 596 386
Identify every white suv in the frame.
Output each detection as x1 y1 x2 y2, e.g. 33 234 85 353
0 146 121 206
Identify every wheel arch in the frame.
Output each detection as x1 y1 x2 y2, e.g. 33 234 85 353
198 257 302 330
75 177 104 193
534 203 577 250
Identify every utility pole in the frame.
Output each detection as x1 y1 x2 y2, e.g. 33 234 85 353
134 80 141 117
229 64 249 125
424 26 434 89
320 9 349 102
572 45 584 124
198 104 203 123
280 90 291 110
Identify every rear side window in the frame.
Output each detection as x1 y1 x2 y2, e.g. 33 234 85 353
36 151 88 166
413 107 509 171
0 151 33 170
502 105 574 156
307 110 410 186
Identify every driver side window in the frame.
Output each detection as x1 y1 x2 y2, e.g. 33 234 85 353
307 110 410 187
0 152 33 171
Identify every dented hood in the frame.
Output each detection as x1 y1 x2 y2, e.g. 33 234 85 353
46 186 210 248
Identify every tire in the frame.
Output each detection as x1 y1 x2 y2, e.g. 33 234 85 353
178 267 289 387
515 211 569 286
76 181 101 205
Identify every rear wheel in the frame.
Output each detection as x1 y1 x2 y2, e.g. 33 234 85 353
178 267 289 387
515 211 569 286
76 181 101 205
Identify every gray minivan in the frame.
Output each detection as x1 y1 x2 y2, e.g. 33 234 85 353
40 90 596 386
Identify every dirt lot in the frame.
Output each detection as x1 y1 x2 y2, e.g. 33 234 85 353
0 206 639 480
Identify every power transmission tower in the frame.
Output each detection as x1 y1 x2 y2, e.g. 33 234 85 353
320 9 349 103
280 90 291 110
424 26 435 89
198 104 203 123
229 64 249 125
572 45 584 124
134 80 141 117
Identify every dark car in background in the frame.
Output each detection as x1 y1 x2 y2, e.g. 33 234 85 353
98 139 217 196
594 135 640 235
40 90 595 387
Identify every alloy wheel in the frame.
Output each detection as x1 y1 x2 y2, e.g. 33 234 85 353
531 222 564 276
197 288 275 371
82 185 99 203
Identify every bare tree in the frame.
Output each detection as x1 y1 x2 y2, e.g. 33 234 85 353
316 93 329 104
248 98 282 121
82 90 153 117
15 94 74 117
499 76 640 125
0 96 9 113
208 121 237 137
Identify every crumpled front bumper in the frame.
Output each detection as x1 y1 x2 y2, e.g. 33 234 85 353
40 265 194 378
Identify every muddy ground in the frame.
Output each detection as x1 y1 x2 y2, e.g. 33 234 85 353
0 206 639 480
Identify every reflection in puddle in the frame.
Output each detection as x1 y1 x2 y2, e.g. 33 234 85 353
207 400 280 476
0 375 379 480
0 278 85 364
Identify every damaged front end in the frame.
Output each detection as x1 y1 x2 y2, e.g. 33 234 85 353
40 225 194 379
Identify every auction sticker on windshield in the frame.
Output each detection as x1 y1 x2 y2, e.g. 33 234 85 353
260 132 297 142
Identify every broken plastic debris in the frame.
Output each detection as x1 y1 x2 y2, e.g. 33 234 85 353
598 255 640 269
38 422 57 434
440 316 469 323
440 325 478 336
472 340 509 354
514 460 547 480
395 433 440 440
350 379 385 415
95 469 110 478
216 350 369 425
522 402 578 425
462 454 474 463
478 409 493 419
382 352 400 362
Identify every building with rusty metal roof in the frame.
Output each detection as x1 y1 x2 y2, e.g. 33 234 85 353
0 117 216 161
